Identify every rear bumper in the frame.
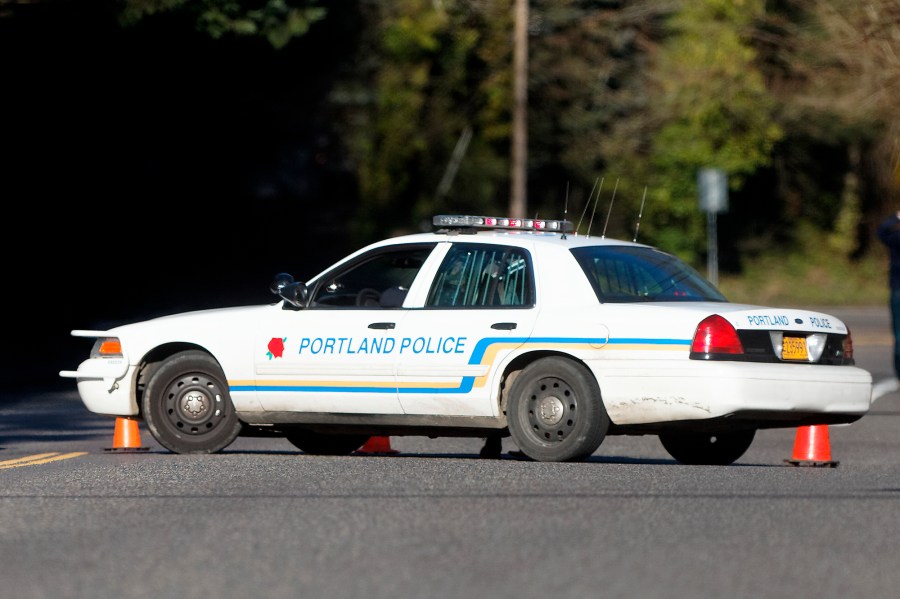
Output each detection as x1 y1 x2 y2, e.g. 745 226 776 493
590 359 873 427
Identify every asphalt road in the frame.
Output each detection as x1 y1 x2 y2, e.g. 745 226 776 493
1 306 899 599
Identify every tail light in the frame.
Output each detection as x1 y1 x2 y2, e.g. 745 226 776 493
691 315 744 357
843 328 854 361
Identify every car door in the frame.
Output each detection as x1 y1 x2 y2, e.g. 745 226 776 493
253 243 435 414
395 241 539 418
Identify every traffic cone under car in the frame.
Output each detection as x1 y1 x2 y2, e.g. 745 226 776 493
105 417 150 453
784 424 838 467
355 436 399 455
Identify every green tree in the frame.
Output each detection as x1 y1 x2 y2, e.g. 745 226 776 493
778 0 900 241
524 1 667 232
117 0 326 48
637 0 783 261
333 0 514 244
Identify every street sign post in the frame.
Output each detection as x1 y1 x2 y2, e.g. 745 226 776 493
698 168 728 287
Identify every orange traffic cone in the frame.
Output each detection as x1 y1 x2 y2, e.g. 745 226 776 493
355 436 399 455
105 417 150 453
784 425 838 467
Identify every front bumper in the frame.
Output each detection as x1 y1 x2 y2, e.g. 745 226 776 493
59 357 139 416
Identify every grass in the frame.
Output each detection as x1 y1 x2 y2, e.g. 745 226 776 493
715 248 888 308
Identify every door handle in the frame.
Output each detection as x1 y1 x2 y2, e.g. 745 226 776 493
491 322 517 330
369 322 396 330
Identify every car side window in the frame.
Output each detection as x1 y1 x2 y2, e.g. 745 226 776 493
426 243 533 308
311 245 434 308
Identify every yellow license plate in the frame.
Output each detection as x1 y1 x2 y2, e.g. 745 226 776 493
782 336 808 361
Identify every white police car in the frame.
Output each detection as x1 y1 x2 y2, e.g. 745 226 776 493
60 214 873 464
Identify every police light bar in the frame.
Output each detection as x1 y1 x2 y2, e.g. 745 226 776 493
433 214 572 232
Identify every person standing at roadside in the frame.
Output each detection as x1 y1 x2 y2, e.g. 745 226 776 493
877 211 900 380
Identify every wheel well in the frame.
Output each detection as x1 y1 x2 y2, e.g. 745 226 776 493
134 343 214 418
499 350 595 415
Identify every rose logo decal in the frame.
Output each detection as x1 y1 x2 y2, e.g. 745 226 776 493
267 337 286 360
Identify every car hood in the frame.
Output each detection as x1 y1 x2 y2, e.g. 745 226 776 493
105 304 276 337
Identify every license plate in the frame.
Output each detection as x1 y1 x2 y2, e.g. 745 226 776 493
782 336 808 361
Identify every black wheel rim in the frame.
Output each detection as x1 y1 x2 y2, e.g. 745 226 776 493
523 376 577 444
161 372 228 436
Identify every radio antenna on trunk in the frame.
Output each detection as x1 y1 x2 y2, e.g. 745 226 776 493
576 177 599 236
601 178 619 239
585 177 604 237
633 186 648 242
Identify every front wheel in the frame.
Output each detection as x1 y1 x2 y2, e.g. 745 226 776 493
506 357 609 462
142 350 242 454
659 429 756 465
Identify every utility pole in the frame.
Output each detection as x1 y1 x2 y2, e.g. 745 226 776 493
509 0 528 218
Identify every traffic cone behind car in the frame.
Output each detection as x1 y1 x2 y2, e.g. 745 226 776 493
105 417 150 453
784 424 838 467
355 436 399 455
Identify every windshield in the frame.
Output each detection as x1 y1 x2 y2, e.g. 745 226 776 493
570 246 727 303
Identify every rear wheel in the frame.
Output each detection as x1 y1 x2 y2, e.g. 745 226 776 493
506 357 609 462
286 431 370 455
659 429 756 465
142 351 242 454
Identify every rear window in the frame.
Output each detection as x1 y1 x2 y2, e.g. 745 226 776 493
571 246 726 303
426 243 533 308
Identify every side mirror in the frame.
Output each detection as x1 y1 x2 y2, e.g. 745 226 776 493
280 282 310 309
270 273 309 309
270 273 295 295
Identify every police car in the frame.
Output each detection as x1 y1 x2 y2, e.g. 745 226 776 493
60 214 873 464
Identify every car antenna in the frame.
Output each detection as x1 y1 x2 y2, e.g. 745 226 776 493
584 177 604 237
575 177 599 236
601 178 619 239
633 186 648 242
561 181 569 239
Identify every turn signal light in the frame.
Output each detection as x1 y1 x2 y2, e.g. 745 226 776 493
94 338 123 357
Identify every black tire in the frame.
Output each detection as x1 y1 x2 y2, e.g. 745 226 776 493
659 429 756 465
142 350 242 454
286 431 370 455
506 357 609 462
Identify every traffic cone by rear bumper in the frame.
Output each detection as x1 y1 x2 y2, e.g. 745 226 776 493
105 417 150 453
784 425 838 467
355 436 399 455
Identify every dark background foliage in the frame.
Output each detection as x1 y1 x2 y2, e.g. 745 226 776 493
2 2 362 388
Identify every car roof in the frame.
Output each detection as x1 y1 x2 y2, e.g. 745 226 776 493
383 213 656 250
372 228 653 251
304 215 660 284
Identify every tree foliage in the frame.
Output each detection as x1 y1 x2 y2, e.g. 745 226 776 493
639 0 784 260
117 0 326 48
332 0 515 243
785 0 900 217
524 1 667 233
6 0 897 267
327 0 898 261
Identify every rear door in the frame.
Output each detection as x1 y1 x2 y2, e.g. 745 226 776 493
395 241 539 417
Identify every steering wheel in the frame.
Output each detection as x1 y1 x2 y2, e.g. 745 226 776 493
356 288 382 307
